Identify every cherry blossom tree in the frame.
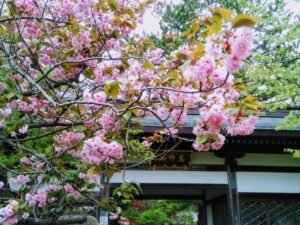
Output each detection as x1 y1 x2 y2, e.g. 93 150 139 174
0 1 259 224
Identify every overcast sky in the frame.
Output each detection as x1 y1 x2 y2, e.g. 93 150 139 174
135 0 300 35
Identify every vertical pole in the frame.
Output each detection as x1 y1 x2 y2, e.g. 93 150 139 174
97 174 110 224
226 158 241 225
202 190 207 225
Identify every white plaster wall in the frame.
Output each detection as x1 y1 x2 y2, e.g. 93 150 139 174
237 172 300 193
111 170 228 184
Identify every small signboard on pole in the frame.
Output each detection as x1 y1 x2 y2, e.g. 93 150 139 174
100 211 108 225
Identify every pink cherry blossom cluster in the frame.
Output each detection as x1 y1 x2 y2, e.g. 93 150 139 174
83 90 107 110
0 0 259 221
145 49 164 64
99 113 116 132
47 184 62 192
170 108 187 125
54 131 85 145
81 137 123 165
6 97 47 116
64 183 80 197
10 175 30 186
227 115 258 136
192 115 226 151
20 157 45 170
0 108 12 118
79 173 97 182
0 201 19 225
25 189 48 208
109 212 119 220
227 28 253 73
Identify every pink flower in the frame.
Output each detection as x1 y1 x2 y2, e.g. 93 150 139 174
26 189 47 207
21 157 31 165
0 120 5 128
141 140 152 148
48 184 62 192
0 216 18 225
93 91 106 104
10 175 30 186
0 201 19 225
99 114 115 131
193 143 210 152
227 54 243 73
231 27 253 60
210 67 227 85
54 131 85 145
94 66 104 84
83 90 107 110
35 162 44 170
171 108 187 125
226 115 258 136
156 107 169 121
79 173 97 182
37 174 45 182
23 57 32 67
52 67 65 79
0 108 12 117
204 110 224 126
64 183 80 197
195 55 215 76
18 125 28 134
80 137 123 165
39 55 51 66
109 212 118 220
0 82 5 92
22 213 29 219
211 134 225 150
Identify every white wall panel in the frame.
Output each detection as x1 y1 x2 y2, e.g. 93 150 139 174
237 172 300 193
111 170 228 184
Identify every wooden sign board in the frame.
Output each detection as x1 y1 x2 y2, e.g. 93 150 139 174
149 150 192 170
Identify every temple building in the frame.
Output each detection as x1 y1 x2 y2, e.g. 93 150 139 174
111 110 300 225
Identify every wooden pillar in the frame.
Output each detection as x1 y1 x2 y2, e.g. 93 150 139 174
226 158 241 225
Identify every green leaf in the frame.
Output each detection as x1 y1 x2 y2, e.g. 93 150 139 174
178 30 190 38
143 39 154 45
122 192 133 199
104 81 119 99
206 14 222 36
190 23 199 35
196 135 208 144
108 0 118 10
233 82 246 92
214 8 233 22
243 96 260 107
83 68 94 79
231 14 257 28
143 61 153 70
120 182 129 190
6 92 15 99
87 166 98 175
207 22 221 36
